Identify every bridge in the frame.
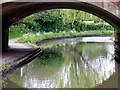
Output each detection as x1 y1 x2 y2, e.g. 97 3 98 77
1 0 120 62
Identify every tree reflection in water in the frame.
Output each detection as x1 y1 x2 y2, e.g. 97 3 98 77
2 39 115 88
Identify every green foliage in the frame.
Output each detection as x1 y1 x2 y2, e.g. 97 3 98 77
9 25 33 39
1 78 7 88
9 9 114 40
16 9 64 33
73 21 85 31
73 21 114 31
0 58 8 70
85 23 114 31
0 58 14 71
16 30 114 44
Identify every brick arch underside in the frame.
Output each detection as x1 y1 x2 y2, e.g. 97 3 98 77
2 2 120 61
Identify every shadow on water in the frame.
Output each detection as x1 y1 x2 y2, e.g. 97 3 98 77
1 37 117 88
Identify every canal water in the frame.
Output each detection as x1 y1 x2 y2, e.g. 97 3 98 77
1 37 117 88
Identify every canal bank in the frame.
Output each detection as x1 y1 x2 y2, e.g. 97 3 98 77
1 38 41 79
36 33 113 45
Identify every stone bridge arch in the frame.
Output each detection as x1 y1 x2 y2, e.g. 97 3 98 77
2 2 120 62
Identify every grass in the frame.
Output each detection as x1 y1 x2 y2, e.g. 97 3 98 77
9 27 22 39
9 27 33 40
16 30 114 45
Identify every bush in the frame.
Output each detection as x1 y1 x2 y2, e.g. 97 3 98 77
73 22 114 31
14 9 65 33
86 23 114 31
73 21 86 31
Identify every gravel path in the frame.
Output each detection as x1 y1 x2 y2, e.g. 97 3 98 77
9 38 32 48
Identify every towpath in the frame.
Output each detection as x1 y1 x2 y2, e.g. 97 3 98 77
1 38 39 66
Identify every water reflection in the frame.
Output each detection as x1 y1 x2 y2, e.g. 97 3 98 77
2 37 115 88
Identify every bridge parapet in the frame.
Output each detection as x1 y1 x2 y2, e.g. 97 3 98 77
91 2 120 18
1 0 120 18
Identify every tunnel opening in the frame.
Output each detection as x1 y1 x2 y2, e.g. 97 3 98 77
2 9 118 87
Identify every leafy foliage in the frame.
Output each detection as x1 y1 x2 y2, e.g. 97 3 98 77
9 9 114 39
0 58 14 71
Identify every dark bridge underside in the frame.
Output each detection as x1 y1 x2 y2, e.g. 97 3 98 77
2 2 120 62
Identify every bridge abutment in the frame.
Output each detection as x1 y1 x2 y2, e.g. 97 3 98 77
115 29 120 63
2 27 9 51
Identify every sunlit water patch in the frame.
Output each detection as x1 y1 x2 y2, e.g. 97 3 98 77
1 37 116 88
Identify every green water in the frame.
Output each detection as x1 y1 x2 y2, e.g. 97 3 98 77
2 37 116 88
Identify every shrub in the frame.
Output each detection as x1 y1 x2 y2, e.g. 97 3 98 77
73 21 86 31
73 22 114 31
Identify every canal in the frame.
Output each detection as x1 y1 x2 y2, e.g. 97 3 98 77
1 36 117 88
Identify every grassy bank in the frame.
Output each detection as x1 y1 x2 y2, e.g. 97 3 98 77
16 30 114 45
